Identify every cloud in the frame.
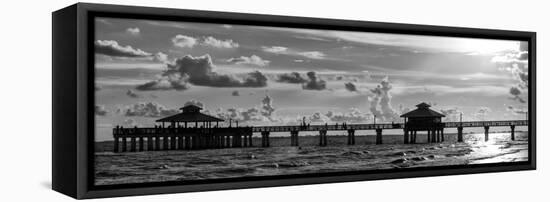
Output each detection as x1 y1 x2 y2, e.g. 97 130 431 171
136 77 189 91
95 40 151 57
172 35 198 48
214 95 278 123
126 27 140 35
474 107 491 121
277 72 307 84
297 51 325 59
126 89 140 98
202 36 239 48
232 90 240 96
302 71 327 90
262 46 288 53
506 105 527 115
440 108 462 122
368 76 398 121
152 52 169 63
324 108 372 123
509 87 526 103
344 82 357 92
227 55 270 67
123 118 139 127
492 42 529 104
137 55 268 90
121 102 179 117
95 105 109 116
261 46 326 59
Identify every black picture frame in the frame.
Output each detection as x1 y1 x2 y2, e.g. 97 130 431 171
52 3 536 199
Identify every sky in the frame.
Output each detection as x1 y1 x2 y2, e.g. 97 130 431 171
94 17 529 141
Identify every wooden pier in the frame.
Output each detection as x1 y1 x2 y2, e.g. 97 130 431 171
111 103 528 152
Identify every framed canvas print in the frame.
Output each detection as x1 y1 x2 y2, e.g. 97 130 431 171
52 3 536 199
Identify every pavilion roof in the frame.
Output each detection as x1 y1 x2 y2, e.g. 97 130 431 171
400 102 445 118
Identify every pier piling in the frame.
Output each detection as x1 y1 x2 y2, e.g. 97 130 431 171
375 129 383 144
113 137 119 153
457 127 463 142
510 125 515 141
139 137 144 152
484 126 490 141
319 130 327 146
121 137 127 152
347 129 355 145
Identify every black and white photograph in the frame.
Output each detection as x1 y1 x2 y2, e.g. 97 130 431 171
93 16 530 186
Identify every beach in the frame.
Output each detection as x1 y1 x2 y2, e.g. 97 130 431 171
95 131 528 185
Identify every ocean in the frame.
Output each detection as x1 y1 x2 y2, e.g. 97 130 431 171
94 132 528 185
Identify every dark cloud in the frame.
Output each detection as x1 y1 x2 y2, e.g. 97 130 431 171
509 87 526 103
121 102 179 117
95 40 151 58
137 54 268 91
232 90 240 96
368 76 398 121
506 105 527 115
302 71 327 90
184 100 204 108
126 89 140 98
95 105 108 116
344 82 357 92
492 42 529 104
277 72 308 84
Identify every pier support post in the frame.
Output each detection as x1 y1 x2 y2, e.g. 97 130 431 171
226 136 231 148
170 136 176 150
113 137 119 153
510 125 516 141
261 132 270 147
147 136 153 151
484 126 490 141
457 127 464 142
319 130 327 146
347 129 355 145
248 135 253 147
375 129 383 144
441 128 445 142
121 137 127 152
290 131 299 146
163 136 169 150
427 130 431 143
130 138 136 152
178 136 184 150
184 136 190 150
243 135 248 147
403 129 409 144
155 136 160 150
138 137 144 152
432 129 437 143
412 131 417 143
435 130 440 143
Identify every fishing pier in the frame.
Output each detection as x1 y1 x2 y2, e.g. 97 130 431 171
112 103 528 152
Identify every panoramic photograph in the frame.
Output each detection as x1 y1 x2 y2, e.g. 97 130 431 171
93 17 529 186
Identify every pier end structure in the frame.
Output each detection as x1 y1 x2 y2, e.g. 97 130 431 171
400 102 446 144
112 104 255 152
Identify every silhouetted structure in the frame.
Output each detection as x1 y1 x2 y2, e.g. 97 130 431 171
112 103 527 152
156 105 223 128
401 102 445 144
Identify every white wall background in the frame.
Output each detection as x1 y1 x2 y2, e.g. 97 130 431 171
0 0 547 201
